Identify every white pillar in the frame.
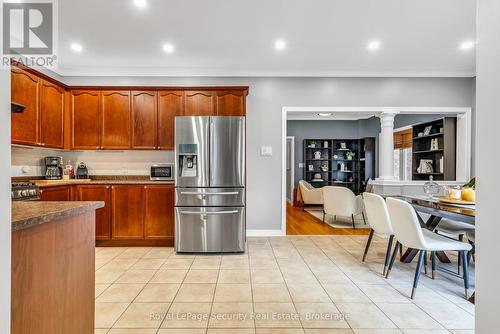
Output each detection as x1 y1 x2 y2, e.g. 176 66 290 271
376 110 399 180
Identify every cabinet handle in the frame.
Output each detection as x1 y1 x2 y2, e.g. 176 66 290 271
96 146 99 150
106 186 109 189
111 186 114 189
41 143 45 146
144 186 147 189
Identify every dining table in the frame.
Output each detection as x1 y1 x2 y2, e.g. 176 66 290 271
394 195 475 302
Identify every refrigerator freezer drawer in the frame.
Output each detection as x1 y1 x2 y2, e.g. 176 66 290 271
175 207 245 253
175 187 245 207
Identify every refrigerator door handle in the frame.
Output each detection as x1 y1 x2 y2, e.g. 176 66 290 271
209 119 214 184
179 191 240 196
180 210 239 215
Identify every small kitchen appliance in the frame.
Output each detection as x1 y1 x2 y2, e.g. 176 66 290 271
44 156 63 180
76 162 89 179
150 163 174 181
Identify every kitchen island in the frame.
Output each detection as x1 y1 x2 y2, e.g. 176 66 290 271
12 201 103 334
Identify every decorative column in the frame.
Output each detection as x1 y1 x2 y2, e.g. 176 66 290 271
376 110 399 180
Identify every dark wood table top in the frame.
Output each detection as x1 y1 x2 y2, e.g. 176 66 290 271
395 195 475 225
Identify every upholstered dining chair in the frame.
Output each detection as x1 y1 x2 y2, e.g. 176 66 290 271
362 192 396 276
322 186 365 229
434 219 475 274
298 180 323 209
385 197 472 299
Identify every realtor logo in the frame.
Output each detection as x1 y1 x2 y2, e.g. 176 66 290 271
3 1 53 55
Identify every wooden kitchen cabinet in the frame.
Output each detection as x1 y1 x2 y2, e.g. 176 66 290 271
101 91 131 149
216 90 246 116
71 90 101 149
39 80 65 148
144 185 174 240
184 90 216 116
111 185 144 239
11 68 39 146
132 91 157 149
40 186 71 201
76 185 111 240
158 90 183 150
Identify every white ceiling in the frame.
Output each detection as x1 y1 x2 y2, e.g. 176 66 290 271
56 0 476 77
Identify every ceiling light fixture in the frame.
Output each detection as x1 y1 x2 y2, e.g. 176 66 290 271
274 39 287 51
70 43 83 52
367 40 381 51
163 43 175 54
318 113 332 117
459 40 475 51
133 0 147 8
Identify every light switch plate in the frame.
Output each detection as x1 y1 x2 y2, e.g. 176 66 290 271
298 163 304 168
260 146 273 156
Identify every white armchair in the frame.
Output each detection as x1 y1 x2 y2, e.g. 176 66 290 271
298 180 323 208
322 186 365 229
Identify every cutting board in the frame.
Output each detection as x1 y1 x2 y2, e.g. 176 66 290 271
438 197 475 205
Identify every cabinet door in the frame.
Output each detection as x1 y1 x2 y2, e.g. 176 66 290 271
144 185 174 240
11 68 39 146
216 90 246 116
39 80 65 148
72 90 101 150
102 91 131 149
158 90 183 150
77 185 111 240
40 186 71 201
184 90 216 116
111 185 144 239
132 91 157 149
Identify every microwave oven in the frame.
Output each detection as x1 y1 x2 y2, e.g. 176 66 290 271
150 163 174 181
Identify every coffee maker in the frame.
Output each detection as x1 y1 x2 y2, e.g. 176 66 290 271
45 157 63 180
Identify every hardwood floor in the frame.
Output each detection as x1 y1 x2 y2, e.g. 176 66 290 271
286 203 370 235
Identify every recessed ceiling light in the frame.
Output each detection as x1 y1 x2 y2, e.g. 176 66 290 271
274 39 287 51
163 43 175 54
318 113 332 117
133 0 147 8
367 40 381 51
459 40 475 51
70 43 83 52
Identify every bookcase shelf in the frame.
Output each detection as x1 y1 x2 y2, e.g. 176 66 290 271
412 117 456 181
303 138 375 194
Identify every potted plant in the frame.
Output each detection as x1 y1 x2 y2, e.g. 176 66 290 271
346 151 355 160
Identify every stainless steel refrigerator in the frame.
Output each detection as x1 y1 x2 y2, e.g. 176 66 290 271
174 116 245 253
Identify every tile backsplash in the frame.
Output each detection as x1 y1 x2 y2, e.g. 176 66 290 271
11 146 174 177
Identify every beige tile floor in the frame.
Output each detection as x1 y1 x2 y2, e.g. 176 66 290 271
95 235 475 334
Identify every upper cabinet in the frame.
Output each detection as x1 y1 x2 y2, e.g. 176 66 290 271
11 68 40 146
158 90 183 150
11 66 248 150
184 90 216 116
39 80 65 148
11 67 66 148
71 90 101 150
216 90 246 116
101 91 131 149
132 91 157 149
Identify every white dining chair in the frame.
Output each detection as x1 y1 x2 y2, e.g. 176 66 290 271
434 219 475 274
299 180 324 209
362 192 397 276
322 186 365 229
385 197 472 299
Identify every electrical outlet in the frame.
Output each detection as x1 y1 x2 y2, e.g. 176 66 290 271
260 146 273 156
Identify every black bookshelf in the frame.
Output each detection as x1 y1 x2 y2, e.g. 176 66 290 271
412 117 456 181
303 137 375 194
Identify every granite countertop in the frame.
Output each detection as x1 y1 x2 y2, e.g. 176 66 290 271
25 175 175 188
12 201 105 231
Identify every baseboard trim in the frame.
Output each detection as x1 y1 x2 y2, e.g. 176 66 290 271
246 229 285 237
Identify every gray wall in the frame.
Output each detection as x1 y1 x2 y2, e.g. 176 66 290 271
288 114 454 190
61 76 475 231
1 68 11 332
476 0 499 332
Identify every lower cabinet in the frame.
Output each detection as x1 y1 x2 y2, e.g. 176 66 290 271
111 185 145 240
40 186 71 201
76 185 111 240
144 185 174 240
